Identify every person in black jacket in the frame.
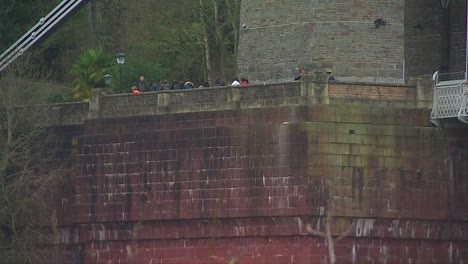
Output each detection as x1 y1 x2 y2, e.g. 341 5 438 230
327 69 335 81
294 68 305 80
139 76 149 92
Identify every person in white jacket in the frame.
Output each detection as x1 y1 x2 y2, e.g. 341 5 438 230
231 78 240 86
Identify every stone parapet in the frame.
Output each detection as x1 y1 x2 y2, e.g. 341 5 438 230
64 79 430 122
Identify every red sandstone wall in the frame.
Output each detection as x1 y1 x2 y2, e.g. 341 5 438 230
81 237 468 264
59 104 468 263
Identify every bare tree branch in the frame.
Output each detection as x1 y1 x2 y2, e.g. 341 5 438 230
0 52 66 263
305 223 327 238
335 219 356 243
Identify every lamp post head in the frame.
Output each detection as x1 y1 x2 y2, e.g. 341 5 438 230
116 53 126 65
434 0 450 9
104 73 113 86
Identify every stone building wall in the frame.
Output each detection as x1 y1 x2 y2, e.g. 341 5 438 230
449 0 468 75
405 0 467 79
237 0 467 84
404 1 443 78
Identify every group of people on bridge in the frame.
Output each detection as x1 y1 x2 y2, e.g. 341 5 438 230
294 68 335 81
130 68 335 94
131 76 250 94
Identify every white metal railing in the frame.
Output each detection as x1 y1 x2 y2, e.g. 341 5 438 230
0 0 89 73
457 82 468 124
430 71 468 126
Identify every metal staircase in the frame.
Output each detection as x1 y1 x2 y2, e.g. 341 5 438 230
430 72 468 127
0 0 89 73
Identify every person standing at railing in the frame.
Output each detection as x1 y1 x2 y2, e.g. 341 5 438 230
294 68 305 80
160 79 171 90
184 80 194 89
132 86 141 94
139 76 149 92
150 83 159 91
215 79 226 86
171 80 179 90
327 69 335 81
231 78 241 86
240 78 249 86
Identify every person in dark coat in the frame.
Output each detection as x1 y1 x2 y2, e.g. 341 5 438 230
139 76 149 92
294 68 305 80
327 69 335 81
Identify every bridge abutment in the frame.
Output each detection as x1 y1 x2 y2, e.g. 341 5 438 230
47 82 468 263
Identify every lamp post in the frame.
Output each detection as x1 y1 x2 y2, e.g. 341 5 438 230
104 73 113 87
115 53 125 93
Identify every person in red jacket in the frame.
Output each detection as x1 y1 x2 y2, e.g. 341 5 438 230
240 78 249 86
132 86 141 94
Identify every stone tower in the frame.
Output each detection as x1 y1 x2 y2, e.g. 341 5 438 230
237 0 467 84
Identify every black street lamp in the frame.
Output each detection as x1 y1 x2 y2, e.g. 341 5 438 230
104 73 113 87
115 53 125 93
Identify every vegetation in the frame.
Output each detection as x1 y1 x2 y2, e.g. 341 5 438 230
0 1 242 261
0 0 242 99
0 55 66 263
68 47 113 98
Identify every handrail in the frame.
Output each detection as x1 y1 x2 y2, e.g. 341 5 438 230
0 0 89 73
432 70 466 85
430 76 468 127
432 71 439 84
458 81 468 124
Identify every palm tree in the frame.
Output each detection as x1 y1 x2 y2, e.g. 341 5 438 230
69 48 112 99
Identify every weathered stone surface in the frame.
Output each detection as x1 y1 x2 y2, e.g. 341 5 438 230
55 80 429 123
237 0 467 84
45 82 468 263
60 110 468 262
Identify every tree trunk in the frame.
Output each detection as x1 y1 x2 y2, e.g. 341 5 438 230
200 0 211 82
213 0 224 82
233 0 240 59
226 0 240 75
325 213 336 264
85 0 96 48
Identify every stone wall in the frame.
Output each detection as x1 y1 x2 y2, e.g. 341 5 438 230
38 80 467 263
77 237 467 264
87 77 431 121
39 77 431 126
237 0 405 84
405 0 467 78
56 98 468 263
450 0 468 75
404 2 444 77
237 0 467 84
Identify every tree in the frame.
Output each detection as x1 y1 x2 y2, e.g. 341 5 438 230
117 0 241 86
194 0 241 83
305 206 356 264
1 0 242 88
68 47 113 99
0 54 65 263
